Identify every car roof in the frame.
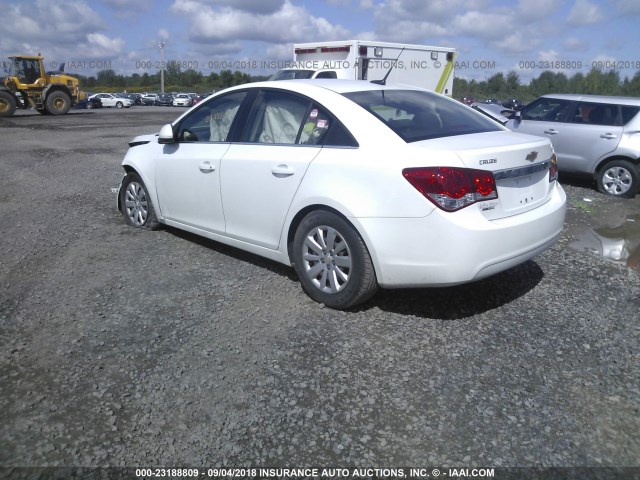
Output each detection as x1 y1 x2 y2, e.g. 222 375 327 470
541 93 640 106
226 79 424 95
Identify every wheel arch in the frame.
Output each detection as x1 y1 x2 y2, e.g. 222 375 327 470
285 204 379 282
118 165 161 220
594 154 640 178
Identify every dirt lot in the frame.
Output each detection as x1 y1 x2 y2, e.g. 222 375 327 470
1 106 639 472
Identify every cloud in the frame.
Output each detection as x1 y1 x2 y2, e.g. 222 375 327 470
452 10 512 40
196 0 284 14
0 0 124 61
102 0 152 11
171 0 349 44
516 0 560 21
567 0 604 26
612 0 640 15
563 37 588 51
492 31 541 55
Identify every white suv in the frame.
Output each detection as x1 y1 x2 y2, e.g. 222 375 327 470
506 94 640 197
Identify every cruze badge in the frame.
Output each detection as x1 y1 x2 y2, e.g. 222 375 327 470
526 151 538 162
479 158 497 165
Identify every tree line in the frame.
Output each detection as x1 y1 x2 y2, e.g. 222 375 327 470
455 68 640 102
74 60 640 100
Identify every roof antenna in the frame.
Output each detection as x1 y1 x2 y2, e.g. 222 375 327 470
371 47 405 85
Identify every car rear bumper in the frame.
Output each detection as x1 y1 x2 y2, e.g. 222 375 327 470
355 182 567 288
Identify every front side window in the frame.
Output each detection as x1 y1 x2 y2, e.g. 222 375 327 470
343 89 501 142
521 98 573 122
177 91 246 142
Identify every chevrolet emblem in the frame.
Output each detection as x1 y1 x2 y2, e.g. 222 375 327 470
526 151 538 162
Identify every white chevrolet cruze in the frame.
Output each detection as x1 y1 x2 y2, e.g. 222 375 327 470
118 80 567 309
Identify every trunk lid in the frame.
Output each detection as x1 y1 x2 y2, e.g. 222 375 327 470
414 131 556 219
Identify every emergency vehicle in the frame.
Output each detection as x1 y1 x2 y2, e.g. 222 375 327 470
270 40 455 95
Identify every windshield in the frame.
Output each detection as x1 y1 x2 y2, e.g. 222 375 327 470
6 58 40 84
343 90 502 142
270 69 316 80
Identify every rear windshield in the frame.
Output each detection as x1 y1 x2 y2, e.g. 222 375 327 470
343 90 502 142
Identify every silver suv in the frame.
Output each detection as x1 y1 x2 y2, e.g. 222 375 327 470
506 94 640 197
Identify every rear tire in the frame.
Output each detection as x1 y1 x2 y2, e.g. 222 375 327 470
597 160 639 198
45 91 71 115
293 210 378 309
0 91 17 117
119 172 160 230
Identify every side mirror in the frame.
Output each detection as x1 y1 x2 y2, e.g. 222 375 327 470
158 123 175 144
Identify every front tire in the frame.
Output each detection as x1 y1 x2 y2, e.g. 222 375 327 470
45 91 71 115
597 160 639 197
293 210 378 309
120 173 160 230
0 91 17 117
116 101 123 108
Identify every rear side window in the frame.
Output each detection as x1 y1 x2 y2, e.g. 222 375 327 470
621 106 640 125
570 102 640 126
242 90 357 147
572 102 617 126
521 98 573 122
343 89 501 142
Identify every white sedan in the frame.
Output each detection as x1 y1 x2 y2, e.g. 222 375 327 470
172 93 192 107
117 80 566 309
89 93 133 108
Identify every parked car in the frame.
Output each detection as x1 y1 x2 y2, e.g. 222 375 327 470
141 94 159 106
506 94 640 197
118 93 143 105
73 96 102 110
471 102 514 124
502 98 525 110
89 93 133 108
173 93 192 107
117 80 566 309
193 93 211 105
157 94 174 106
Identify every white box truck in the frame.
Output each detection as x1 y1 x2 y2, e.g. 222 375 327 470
270 40 455 95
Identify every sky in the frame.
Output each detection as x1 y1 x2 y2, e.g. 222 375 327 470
1 0 639 85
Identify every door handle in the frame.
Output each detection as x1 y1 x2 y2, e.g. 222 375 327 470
198 162 216 173
600 133 617 139
543 129 559 135
271 164 294 178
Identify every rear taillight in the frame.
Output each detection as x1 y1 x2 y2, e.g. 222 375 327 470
403 167 498 212
549 153 558 183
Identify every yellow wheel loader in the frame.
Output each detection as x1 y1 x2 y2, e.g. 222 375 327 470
0 55 86 117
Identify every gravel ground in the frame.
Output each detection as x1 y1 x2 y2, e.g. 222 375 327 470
0 107 639 472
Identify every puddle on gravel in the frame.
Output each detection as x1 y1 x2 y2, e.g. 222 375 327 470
569 214 640 270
